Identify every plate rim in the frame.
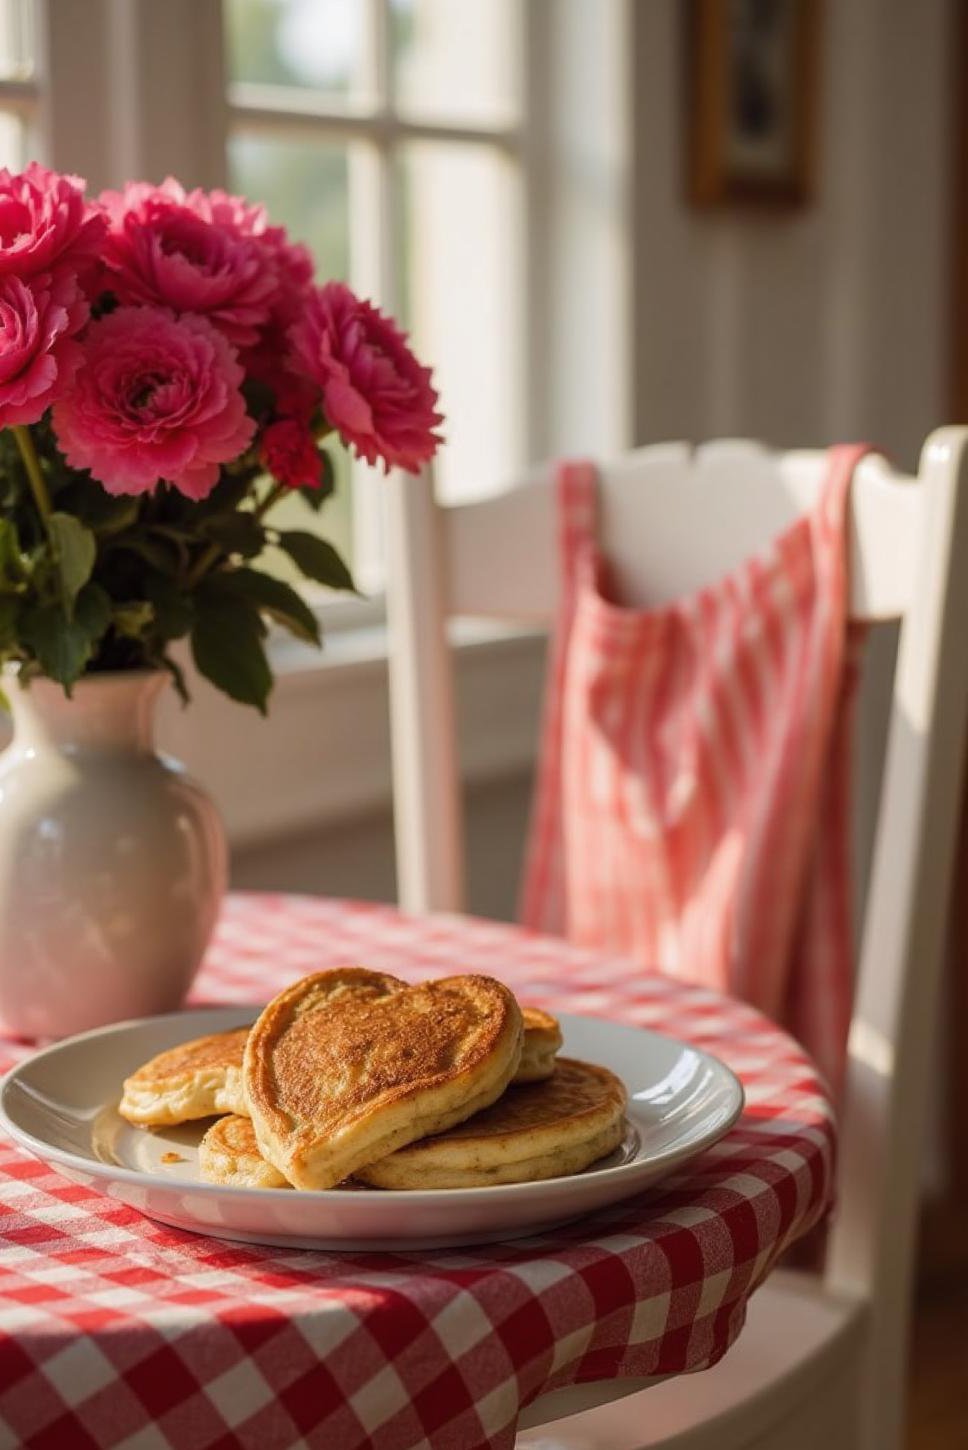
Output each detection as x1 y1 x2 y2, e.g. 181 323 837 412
0 1005 745 1206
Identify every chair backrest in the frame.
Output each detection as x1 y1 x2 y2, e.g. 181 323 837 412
384 429 968 1443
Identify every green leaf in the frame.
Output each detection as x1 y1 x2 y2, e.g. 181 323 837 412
201 512 266 559
113 534 183 573
191 596 272 714
76 581 112 638
274 531 356 593
143 573 194 640
216 567 320 646
0 518 27 594
193 472 253 517
20 582 111 689
48 513 96 613
54 484 141 536
112 600 155 640
20 606 83 684
90 496 141 536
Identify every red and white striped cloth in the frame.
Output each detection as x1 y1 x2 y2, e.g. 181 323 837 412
521 447 870 1092
0 894 835 1450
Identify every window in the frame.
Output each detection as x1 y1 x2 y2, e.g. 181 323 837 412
0 0 36 171
223 0 526 591
13 0 630 606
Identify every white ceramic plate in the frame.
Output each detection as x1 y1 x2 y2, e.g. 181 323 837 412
0 1007 743 1250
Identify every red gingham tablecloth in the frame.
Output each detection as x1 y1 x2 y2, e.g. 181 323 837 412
0 893 836 1450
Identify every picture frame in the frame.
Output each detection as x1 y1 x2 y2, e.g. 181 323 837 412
686 0 821 210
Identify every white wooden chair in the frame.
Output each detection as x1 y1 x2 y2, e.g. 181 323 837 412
384 428 968 1450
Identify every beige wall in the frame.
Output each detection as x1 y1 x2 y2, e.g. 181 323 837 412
631 0 951 469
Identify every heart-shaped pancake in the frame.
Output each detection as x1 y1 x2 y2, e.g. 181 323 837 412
119 966 405 1127
244 970 524 1189
357 1058 627 1189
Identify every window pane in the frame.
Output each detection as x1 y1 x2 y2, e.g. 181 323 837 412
398 143 521 502
224 0 366 100
228 132 353 561
391 0 519 126
0 112 24 170
0 0 33 81
227 131 350 279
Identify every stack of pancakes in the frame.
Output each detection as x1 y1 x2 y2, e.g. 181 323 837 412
119 968 628 1191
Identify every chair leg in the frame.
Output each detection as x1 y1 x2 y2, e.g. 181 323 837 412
852 1263 916 1450
858 1340 905 1450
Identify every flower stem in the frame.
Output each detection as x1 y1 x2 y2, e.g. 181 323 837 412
253 481 285 522
12 425 53 529
185 541 221 589
184 479 288 590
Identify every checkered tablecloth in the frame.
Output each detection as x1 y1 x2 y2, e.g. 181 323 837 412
0 893 836 1450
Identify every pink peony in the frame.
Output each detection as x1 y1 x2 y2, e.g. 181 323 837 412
291 282 442 474
0 272 86 427
259 418 324 490
188 187 315 405
205 187 313 325
98 179 280 349
0 164 106 286
52 306 255 500
245 325 318 422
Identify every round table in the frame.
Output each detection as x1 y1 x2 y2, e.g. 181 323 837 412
0 894 836 1450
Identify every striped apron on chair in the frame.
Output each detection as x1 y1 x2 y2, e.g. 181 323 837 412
521 445 872 1092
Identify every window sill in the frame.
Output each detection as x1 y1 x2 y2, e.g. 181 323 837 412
157 618 547 851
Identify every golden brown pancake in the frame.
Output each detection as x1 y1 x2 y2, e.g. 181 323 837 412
245 969 524 1190
357 1057 627 1190
119 1027 251 1126
199 1115 291 1189
517 1007 563 1082
123 986 558 1134
119 967 408 1128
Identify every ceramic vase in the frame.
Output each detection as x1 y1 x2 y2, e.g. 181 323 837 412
0 669 227 1039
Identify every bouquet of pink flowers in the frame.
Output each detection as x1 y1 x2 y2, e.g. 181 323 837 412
0 165 442 710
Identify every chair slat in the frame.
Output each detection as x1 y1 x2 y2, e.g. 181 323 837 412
444 445 920 624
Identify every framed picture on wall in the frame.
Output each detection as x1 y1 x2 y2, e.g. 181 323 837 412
686 0 821 209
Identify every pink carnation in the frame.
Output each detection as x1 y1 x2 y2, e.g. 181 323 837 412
99 178 279 349
0 272 86 427
259 418 324 490
0 163 106 286
52 306 255 500
291 282 442 474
